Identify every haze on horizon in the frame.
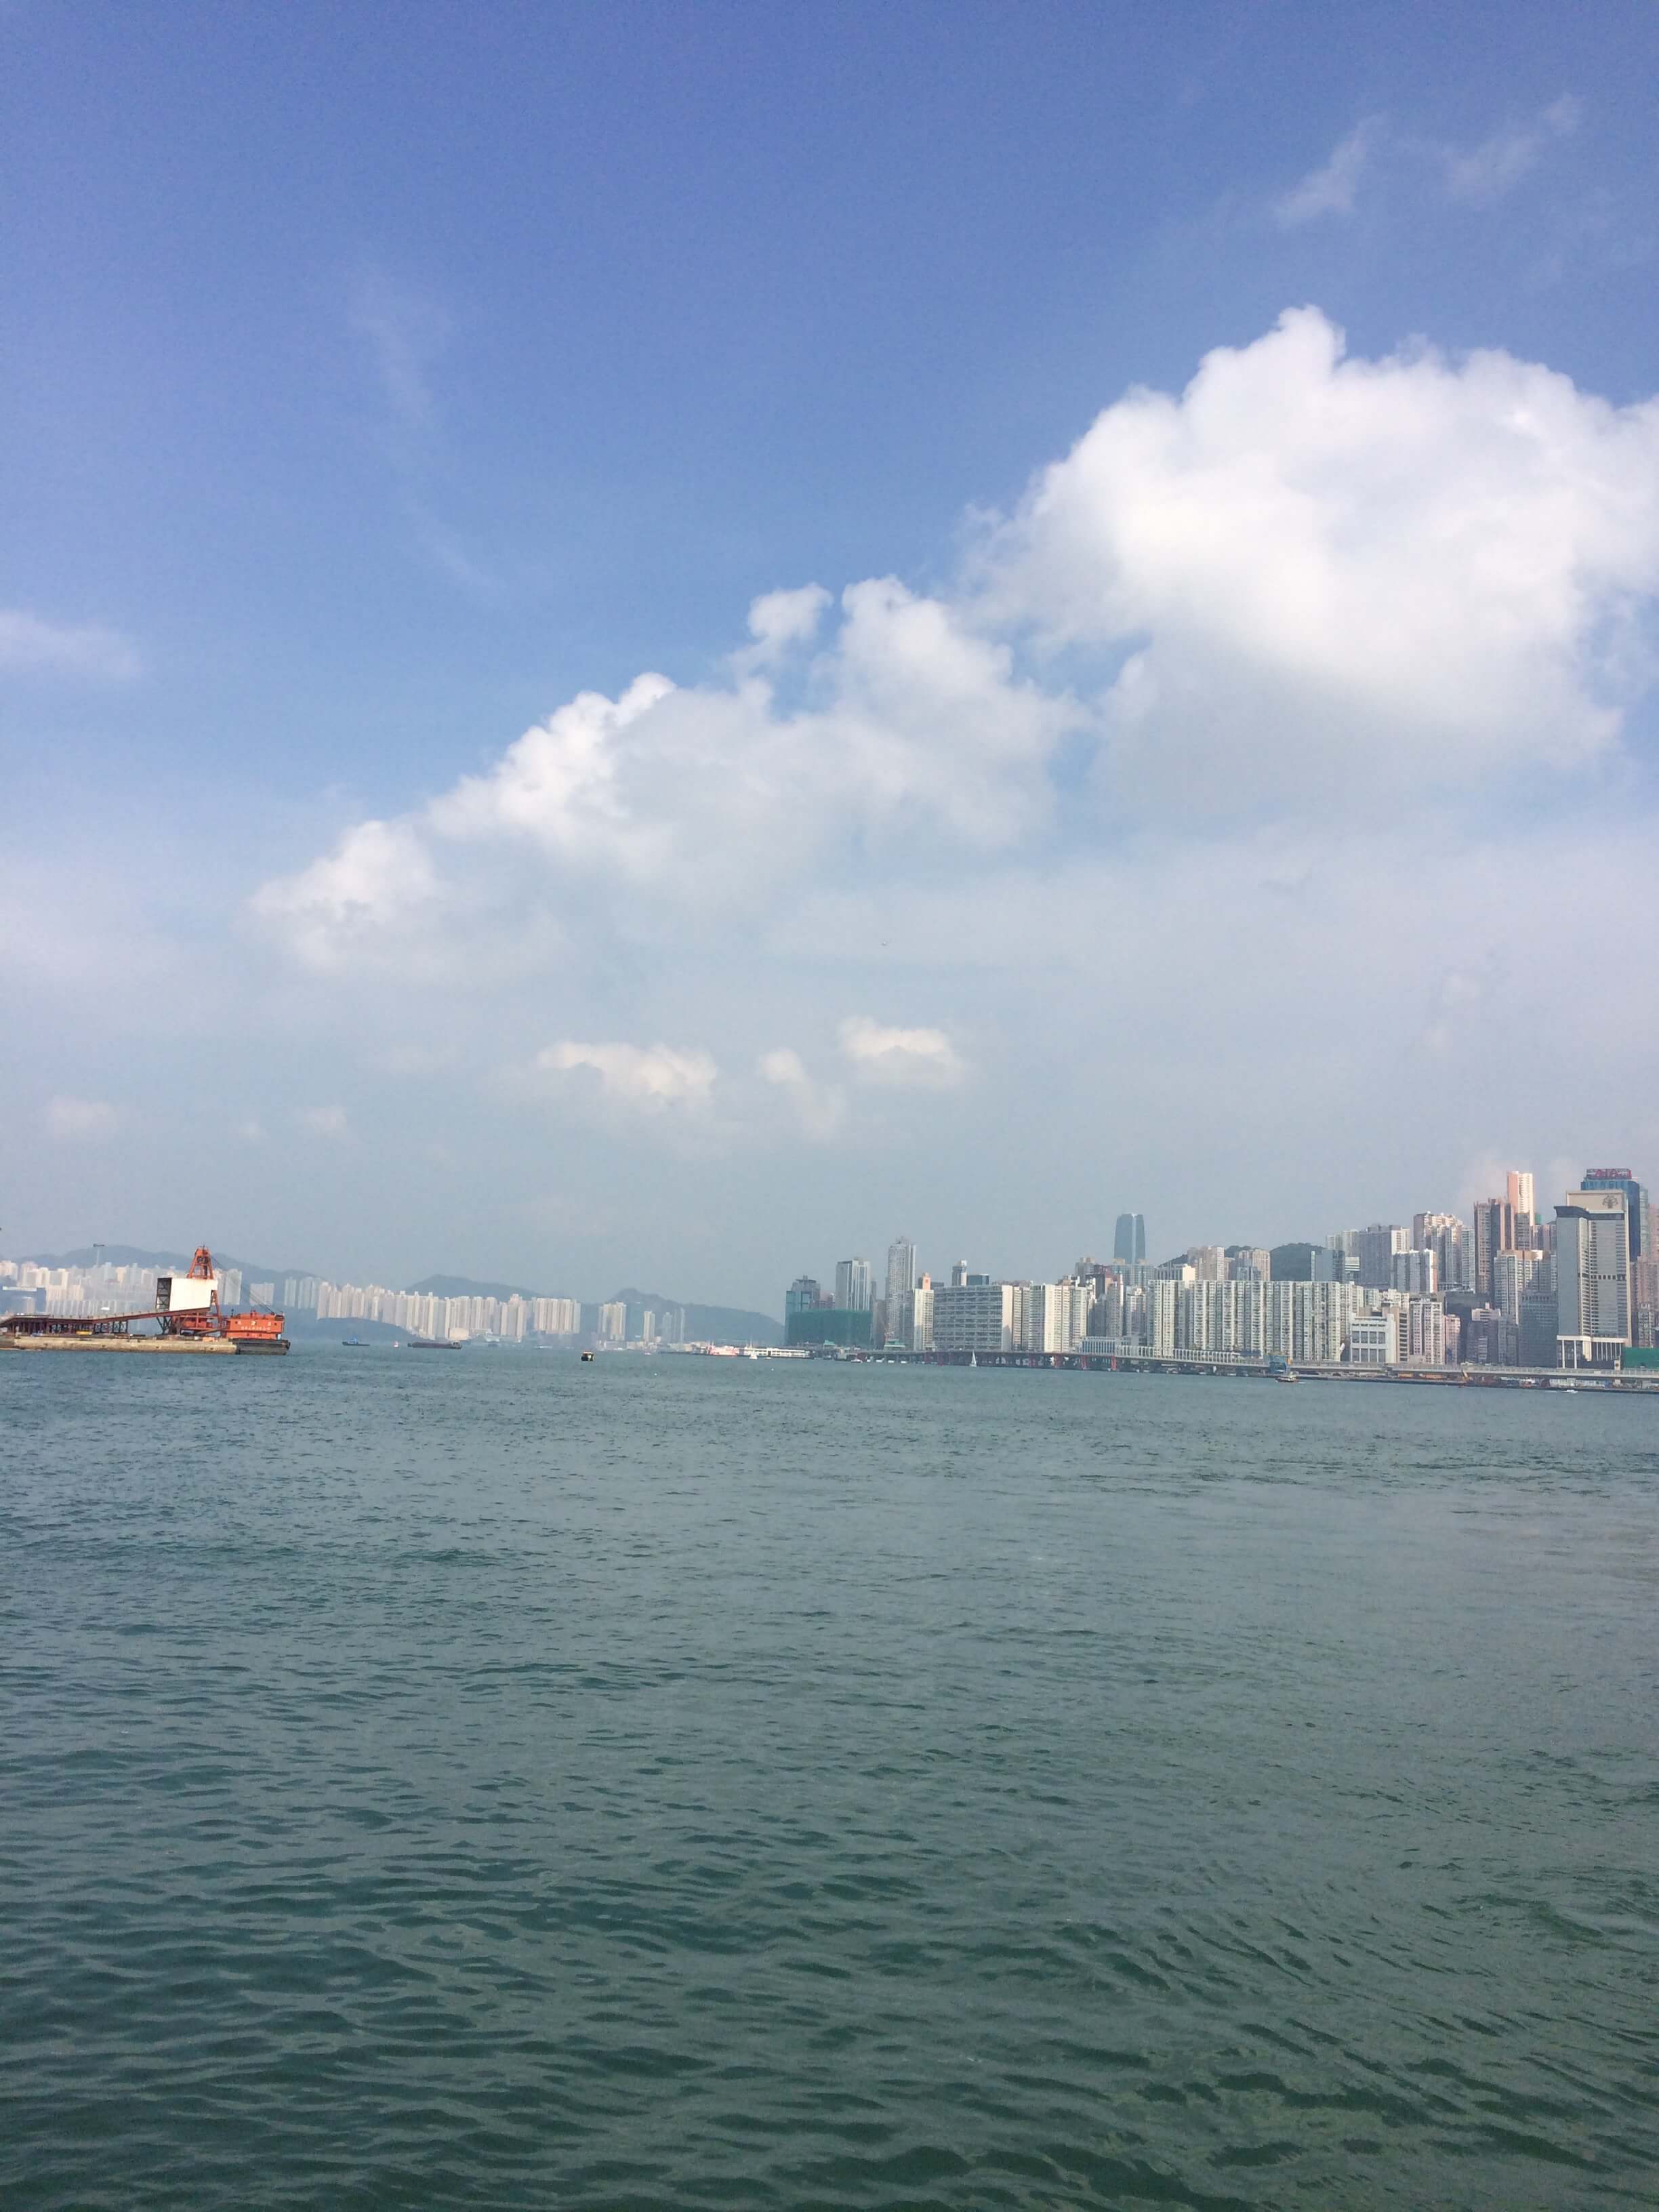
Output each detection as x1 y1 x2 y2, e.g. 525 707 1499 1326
3 3 1658 1311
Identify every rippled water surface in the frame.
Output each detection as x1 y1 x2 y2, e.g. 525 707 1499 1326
3 1349 1657 2209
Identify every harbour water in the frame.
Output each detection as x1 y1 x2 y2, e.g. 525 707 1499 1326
3 1351 1656 2207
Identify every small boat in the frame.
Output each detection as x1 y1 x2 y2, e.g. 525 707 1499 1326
579 1350 596 1362
969 1352 978 1368
341 1337 365 1347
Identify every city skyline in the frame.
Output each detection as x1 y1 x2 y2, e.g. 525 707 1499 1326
3 1151 1653 1327
7 1158 1654 1368
781 1167 1656 1370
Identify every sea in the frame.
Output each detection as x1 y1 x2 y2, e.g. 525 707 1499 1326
3 1348 1656 2209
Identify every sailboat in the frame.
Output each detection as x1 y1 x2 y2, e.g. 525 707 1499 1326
969 1351 978 1368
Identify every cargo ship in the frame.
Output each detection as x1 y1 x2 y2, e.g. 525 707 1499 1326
0 1246 289 1355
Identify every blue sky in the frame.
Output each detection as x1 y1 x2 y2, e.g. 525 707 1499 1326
4 2 1658 1302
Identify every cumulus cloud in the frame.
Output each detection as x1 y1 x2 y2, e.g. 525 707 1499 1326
982 307 1659 804
249 819 446 972
0 610 140 681
45 1096 119 1141
1273 121 1382 226
537 1040 718 1111
258 308 1659 983
759 1047 846 1140
253 581 1072 970
740 583 832 665
839 1017 965 1088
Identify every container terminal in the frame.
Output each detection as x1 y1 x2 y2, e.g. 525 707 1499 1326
1 1247 288 1355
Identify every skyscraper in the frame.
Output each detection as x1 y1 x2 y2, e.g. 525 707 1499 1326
1113 1212 1146 1265
884 1237 918 1345
1472 1198 1515 1296
834 1257 874 1311
1506 1170 1536 1234
1357 1224 1408 1290
1555 1189 1631 1364
1413 1212 1470 1291
1579 1169 1650 1261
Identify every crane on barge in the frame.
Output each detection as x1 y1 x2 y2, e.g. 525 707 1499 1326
0 1246 288 1351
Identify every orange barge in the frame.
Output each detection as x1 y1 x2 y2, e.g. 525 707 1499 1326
1 1246 289 1355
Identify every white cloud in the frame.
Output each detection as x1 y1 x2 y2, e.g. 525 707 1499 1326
740 583 832 665
838 1017 964 1088
45 1096 119 1141
253 584 1072 969
0 610 140 681
1273 120 1382 226
537 1040 717 1111
300 1105 350 1139
249 313 1659 947
981 307 1659 806
758 1047 846 1140
1441 95 1581 206
249 819 445 972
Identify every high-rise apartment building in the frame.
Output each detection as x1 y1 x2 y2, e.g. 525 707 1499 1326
884 1237 917 1325
910 1277 934 1351
1555 1190 1631 1365
1472 1198 1515 1296
1391 1248 1438 1296
1506 1170 1536 1233
1357 1224 1408 1290
1404 1294 1446 1366
1269 1242 1318 1282
1018 1280 1092 1354
834 1258 874 1311
1226 1246 1272 1282
1413 1213 1470 1292
931 1282 1019 1354
1490 1249 1549 1365
531 1296 581 1335
1144 1277 1178 1356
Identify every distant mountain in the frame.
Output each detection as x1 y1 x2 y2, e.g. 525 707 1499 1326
684 1305 781 1347
406 1273 539 1302
611 1290 781 1347
287 1314 407 1343
21 1244 298 1282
